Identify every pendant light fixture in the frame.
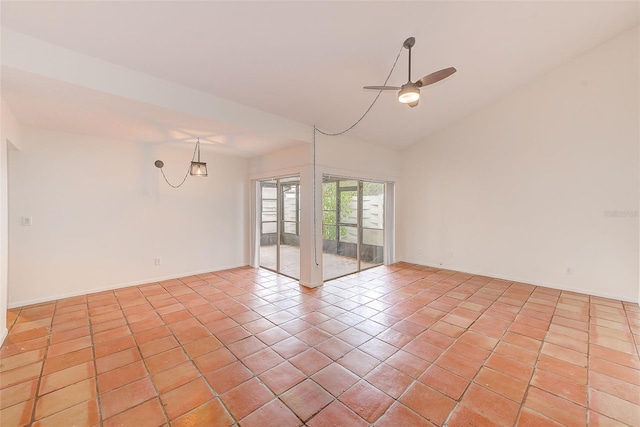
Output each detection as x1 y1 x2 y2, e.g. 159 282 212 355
190 137 207 177
154 137 208 188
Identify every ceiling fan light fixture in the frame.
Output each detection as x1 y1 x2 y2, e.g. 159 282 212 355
398 83 420 104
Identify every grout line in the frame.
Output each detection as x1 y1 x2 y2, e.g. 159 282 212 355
119 283 171 425
586 293 592 426
26 304 49 426
4 264 640 426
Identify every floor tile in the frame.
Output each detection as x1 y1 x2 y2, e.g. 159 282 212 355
365 362 413 399
337 348 379 377
359 337 398 360
484 354 528 382
314 337 353 360
589 370 640 405
0 378 38 410
215 325 251 345
590 356 640 386
399 381 455 426
531 368 587 405
182 335 224 358
434 352 481 380
171 398 235 427
194 347 236 374
243 347 285 374
271 337 309 359
34 378 97 421
145 347 189 374
447 404 500 427
138 335 179 358
589 388 640 426
152 361 201 394
32 399 98 427
95 348 142 374
289 348 332 376
374 401 435 427
204 360 253 394
419 364 469 400
41 347 93 376
377 327 414 348
99 377 156 419
312 362 359 397
102 398 166 427
461 383 520 427
38 360 94 396
402 339 444 364
220 377 274 420
306 400 368 427
474 366 528 403
339 379 393 423
280 379 333 422
97 361 147 394
256 326 293 348
239 398 301 427
523 386 587 426
0 399 34 427
161 377 215 420
516 407 564 427
259 361 306 395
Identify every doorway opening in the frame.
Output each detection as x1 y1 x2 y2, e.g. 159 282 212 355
322 177 385 280
258 176 301 280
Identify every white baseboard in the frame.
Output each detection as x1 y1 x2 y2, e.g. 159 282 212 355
8 263 247 309
398 258 638 304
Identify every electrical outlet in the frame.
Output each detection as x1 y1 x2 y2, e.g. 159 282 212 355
22 216 33 226
154 258 162 266
566 267 574 275
418 248 423 255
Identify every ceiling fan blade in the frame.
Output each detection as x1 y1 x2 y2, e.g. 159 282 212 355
363 85 401 90
416 67 457 87
408 99 419 108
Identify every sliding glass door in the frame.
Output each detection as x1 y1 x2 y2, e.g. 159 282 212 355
259 176 300 279
322 177 385 280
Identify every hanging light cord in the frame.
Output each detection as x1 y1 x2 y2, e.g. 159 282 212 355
312 43 404 266
158 139 200 189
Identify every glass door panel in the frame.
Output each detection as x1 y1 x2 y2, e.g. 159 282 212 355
322 177 385 280
322 178 359 280
259 176 300 280
279 177 300 279
361 181 385 268
259 180 277 272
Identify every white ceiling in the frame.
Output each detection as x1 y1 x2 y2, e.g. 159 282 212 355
1 1 638 155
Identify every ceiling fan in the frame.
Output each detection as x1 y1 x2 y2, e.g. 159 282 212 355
364 37 456 108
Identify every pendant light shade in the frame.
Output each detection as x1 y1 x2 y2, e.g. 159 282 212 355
190 161 207 177
190 138 207 177
154 137 208 188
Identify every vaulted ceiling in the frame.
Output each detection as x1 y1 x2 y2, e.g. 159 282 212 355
1 1 638 156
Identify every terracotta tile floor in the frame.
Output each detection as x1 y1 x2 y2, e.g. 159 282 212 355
1 263 640 426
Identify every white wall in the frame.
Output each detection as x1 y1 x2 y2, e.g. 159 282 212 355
1 99 23 343
249 132 401 181
316 133 401 183
8 128 249 307
398 27 639 301
249 143 310 179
